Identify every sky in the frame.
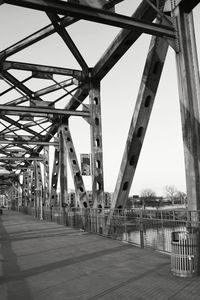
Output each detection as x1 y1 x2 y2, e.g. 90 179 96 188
0 1 200 197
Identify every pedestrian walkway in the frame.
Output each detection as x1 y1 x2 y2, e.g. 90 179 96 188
0 209 200 300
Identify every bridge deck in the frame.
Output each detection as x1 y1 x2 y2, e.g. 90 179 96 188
0 209 200 300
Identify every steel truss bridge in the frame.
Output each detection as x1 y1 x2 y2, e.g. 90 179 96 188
0 0 200 216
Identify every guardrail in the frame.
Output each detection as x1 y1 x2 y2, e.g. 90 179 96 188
14 206 200 253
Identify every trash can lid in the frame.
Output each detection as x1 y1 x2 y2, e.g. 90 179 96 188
172 231 187 242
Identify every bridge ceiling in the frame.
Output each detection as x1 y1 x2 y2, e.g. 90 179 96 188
0 0 178 188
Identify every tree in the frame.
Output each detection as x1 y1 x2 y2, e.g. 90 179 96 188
176 191 187 205
140 189 156 209
164 185 177 205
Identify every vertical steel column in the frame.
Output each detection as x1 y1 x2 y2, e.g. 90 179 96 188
22 170 29 206
11 184 15 209
34 161 42 206
61 124 89 208
17 180 22 206
59 126 68 207
50 145 60 207
15 182 18 207
43 146 50 207
175 6 200 210
12 182 18 208
8 188 12 209
27 168 32 206
34 161 43 219
89 80 104 210
30 166 35 207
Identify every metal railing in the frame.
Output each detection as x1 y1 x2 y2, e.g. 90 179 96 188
13 206 200 253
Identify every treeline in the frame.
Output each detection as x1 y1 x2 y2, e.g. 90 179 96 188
127 185 187 209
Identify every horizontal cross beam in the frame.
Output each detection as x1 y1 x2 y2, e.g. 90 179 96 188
15 166 34 170
3 0 175 38
0 105 90 117
2 61 83 79
0 134 40 140
0 140 59 146
0 157 44 161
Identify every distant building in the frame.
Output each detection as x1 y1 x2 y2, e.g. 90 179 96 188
130 195 164 209
88 191 112 208
0 195 6 207
68 190 76 207
104 192 112 208
130 195 140 208
68 190 112 208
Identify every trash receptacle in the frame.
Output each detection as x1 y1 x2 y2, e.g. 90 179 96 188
171 231 199 277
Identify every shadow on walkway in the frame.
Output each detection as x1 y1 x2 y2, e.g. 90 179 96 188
0 211 33 300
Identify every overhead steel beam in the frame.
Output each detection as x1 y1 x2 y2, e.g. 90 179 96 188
31 1 167 159
0 157 44 161
0 119 48 135
4 0 175 38
164 0 200 12
0 144 32 152
0 140 58 146
0 144 27 157
0 135 52 149
14 166 34 170
35 86 89 154
103 0 125 9
31 78 78 97
0 148 13 157
26 1 160 155
47 12 89 74
1 115 43 138
64 85 89 111
0 134 41 140
1 71 35 98
0 104 90 117
46 1 163 122
6 78 79 106
92 0 164 80
2 149 27 153
63 0 162 112
2 61 83 79
180 0 200 13
0 76 32 98
0 16 77 60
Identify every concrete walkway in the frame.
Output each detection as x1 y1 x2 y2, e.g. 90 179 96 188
0 210 200 300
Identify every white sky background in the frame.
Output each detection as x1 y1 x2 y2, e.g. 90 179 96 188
0 1 200 196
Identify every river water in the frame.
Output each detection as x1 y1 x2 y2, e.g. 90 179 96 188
123 225 186 253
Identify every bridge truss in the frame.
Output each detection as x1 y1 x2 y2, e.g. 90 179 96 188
0 0 200 213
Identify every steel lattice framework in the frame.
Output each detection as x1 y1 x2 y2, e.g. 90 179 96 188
0 0 200 213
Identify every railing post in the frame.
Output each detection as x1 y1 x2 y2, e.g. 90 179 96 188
139 210 144 248
124 210 127 242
